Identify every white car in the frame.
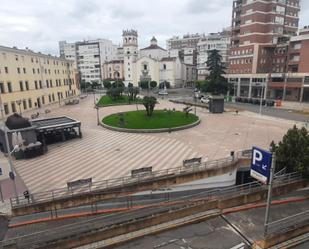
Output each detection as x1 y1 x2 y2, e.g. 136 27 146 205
158 91 168 95
200 96 210 103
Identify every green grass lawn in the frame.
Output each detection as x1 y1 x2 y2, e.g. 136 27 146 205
97 95 143 106
102 110 199 129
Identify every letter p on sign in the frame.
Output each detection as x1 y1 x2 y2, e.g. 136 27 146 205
253 149 263 165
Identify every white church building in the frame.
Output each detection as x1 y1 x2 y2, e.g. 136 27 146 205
122 30 187 87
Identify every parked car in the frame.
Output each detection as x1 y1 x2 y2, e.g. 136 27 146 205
200 96 210 103
158 91 168 95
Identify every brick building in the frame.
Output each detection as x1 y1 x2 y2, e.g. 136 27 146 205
227 0 309 102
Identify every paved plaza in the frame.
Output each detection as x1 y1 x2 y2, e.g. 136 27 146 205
12 95 301 194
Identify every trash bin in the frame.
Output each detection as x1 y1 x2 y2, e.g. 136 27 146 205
276 100 282 107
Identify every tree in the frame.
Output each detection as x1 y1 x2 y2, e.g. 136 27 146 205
270 125 309 177
128 83 139 101
103 80 112 89
107 87 123 100
150 81 157 89
194 80 206 90
139 81 149 89
205 49 228 95
112 81 124 89
91 81 100 89
159 81 171 89
142 96 157 117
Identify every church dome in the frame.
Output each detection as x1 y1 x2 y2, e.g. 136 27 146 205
5 113 31 130
151 36 157 45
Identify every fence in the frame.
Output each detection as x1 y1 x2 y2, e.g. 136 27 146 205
266 209 309 235
1 172 303 249
10 151 250 208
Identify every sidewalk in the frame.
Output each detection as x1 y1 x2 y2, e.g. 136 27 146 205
279 101 309 111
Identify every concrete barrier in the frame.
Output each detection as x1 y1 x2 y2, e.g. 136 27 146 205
12 159 252 216
5 180 308 249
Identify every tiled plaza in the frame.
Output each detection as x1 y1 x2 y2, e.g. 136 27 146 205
13 95 300 193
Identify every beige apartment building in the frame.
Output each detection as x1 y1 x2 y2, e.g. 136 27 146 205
0 45 79 118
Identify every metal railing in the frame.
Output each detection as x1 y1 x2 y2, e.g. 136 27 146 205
10 151 250 208
1 172 303 249
266 209 309 235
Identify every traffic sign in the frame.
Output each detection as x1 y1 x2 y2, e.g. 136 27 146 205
250 146 272 184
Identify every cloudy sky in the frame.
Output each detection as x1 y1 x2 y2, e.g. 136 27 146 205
1 0 309 56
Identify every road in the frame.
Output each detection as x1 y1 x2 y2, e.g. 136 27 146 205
144 88 309 123
226 102 309 123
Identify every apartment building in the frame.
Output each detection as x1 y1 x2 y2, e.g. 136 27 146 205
59 39 118 83
0 45 79 118
197 30 231 80
227 0 304 101
166 34 203 50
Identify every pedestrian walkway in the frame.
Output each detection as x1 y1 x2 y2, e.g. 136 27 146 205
11 96 296 194
280 101 309 111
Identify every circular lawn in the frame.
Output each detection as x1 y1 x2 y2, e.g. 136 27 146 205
102 110 199 130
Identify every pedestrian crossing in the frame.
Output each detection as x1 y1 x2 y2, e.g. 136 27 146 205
14 125 200 193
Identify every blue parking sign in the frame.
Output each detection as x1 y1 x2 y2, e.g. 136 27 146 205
251 147 272 184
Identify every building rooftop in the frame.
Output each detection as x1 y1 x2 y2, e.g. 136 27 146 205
0 45 72 62
140 44 166 51
161 57 177 62
31 116 81 131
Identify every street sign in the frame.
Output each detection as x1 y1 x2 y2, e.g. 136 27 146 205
250 146 272 184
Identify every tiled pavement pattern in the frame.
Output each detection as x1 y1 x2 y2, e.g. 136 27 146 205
13 95 299 193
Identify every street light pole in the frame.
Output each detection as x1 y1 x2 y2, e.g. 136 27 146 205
4 128 19 202
259 84 264 115
95 105 100 126
16 100 22 115
264 153 276 236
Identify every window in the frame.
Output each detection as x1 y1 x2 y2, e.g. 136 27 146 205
17 67 20 74
39 80 42 89
28 99 32 108
42 96 45 104
34 81 38 89
49 94 51 102
23 68 26 74
11 102 16 113
7 82 12 93
25 81 29 90
0 82 4 93
19 81 24 91
4 67 8 73
37 68 40 73
163 64 167 70
23 100 27 110
33 68 35 74
46 80 49 88
4 104 9 115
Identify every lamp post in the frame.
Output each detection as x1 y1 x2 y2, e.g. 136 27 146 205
95 105 100 126
4 129 24 203
259 83 265 115
16 100 22 115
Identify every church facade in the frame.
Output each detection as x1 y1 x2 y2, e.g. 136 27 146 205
122 30 187 88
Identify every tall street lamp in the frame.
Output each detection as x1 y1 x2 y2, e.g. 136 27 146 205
16 100 22 115
4 129 24 203
259 83 265 115
95 105 100 126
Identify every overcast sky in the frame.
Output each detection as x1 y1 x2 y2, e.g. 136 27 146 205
1 0 309 56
